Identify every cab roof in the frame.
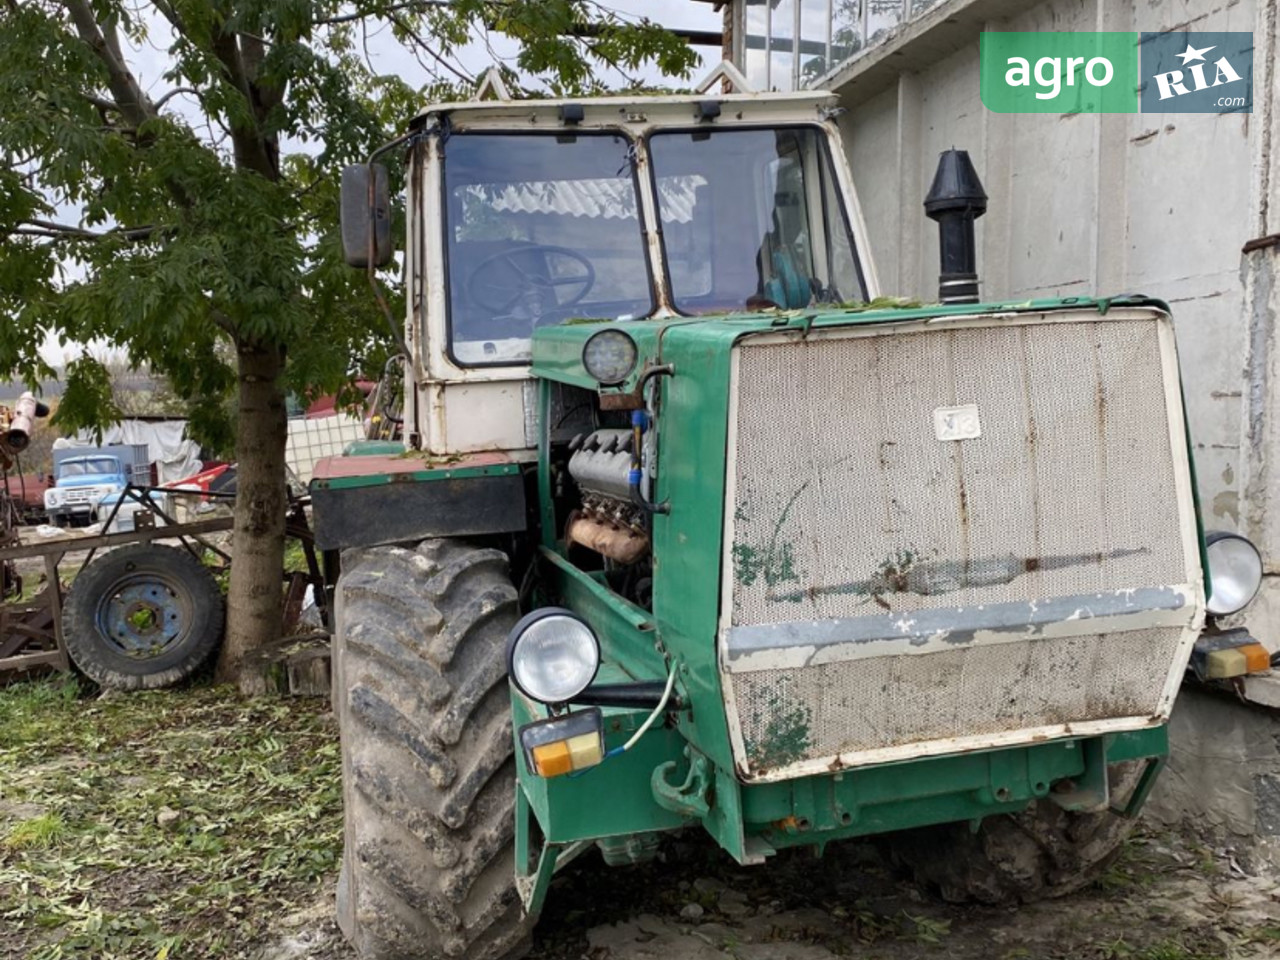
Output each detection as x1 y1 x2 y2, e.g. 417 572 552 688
410 62 838 130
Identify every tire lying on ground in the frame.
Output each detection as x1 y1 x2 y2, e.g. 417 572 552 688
888 762 1142 904
334 540 531 960
61 542 224 690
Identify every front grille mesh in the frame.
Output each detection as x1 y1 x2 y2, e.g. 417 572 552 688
730 320 1183 626
731 626 1182 768
725 316 1194 776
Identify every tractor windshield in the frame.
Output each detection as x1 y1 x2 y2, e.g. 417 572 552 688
444 132 653 366
648 127 865 313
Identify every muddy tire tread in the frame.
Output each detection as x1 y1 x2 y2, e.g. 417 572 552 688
891 762 1143 904
335 542 530 960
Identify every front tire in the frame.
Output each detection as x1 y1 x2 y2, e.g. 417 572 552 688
334 541 531 960
890 763 1142 904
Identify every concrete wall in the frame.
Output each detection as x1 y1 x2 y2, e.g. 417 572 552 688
1148 686 1280 863
821 0 1280 647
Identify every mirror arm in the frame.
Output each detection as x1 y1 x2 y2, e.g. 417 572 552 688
365 135 413 367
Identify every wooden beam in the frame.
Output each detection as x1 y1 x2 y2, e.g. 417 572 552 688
44 553 69 672
0 650 66 673
0 516 234 562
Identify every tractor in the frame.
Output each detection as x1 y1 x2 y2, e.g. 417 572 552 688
316 64 1267 960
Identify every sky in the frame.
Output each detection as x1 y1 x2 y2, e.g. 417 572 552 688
38 0 724 366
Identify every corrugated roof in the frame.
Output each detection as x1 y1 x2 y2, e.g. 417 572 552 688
484 176 706 223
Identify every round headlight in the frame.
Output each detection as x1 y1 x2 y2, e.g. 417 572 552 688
1206 531 1263 616
507 608 600 705
582 329 638 386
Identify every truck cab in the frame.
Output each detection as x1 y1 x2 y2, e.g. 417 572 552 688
45 445 149 526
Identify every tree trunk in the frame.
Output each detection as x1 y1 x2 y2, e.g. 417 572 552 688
216 340 288 692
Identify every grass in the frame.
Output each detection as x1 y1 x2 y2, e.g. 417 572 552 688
282 540 310 575
0 674 341 960
5 812 67 850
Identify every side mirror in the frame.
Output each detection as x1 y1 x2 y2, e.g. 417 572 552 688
340 163 393 268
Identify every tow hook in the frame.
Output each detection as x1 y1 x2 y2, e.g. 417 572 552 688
652 746 712 818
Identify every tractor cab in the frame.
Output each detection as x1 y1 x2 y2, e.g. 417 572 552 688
336 66 877 461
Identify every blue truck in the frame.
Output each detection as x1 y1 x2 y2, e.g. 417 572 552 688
43 444 150 526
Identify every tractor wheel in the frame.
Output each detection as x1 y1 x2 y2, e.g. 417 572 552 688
889 763 1142 904
61 542 224 690
334 541 531 960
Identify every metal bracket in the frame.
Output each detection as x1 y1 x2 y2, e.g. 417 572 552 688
1113 755 1165 819
651 746 712 819
695 60 756 95
513 786 591 918
474 66 512 101
1096 293 1155 315
1048 737 1110 813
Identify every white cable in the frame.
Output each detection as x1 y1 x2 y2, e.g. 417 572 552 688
619 664 677 754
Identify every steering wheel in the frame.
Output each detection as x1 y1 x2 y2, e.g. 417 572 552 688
466 244 596 316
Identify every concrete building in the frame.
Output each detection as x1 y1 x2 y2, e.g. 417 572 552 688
700 0 1280 652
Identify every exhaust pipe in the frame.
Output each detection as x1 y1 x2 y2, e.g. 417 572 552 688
6 391 50 452
924 149 987 304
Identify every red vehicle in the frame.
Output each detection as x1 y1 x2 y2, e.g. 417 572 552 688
3 473 51 523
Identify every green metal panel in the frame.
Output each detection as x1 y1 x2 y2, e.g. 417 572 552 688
641 323 750 847
1106 725 1169 763
539 547 661 683
537 379 557 549
510 716 1171 861
511 666 691 844
342 439 407 456
529 296 1178 390
731 725 1168 853
531 320 676 391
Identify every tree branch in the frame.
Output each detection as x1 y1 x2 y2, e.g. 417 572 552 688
12 227 72 239
153 86 200 111
62 0 158 130
208 29 278 180
209 306 240 339
80 92 122 113
14 218 159 240
315 0 449 26
148 0 187 37
385 9 474 84
25 218 98 237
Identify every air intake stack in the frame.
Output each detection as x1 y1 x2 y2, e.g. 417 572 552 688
924 149 987 304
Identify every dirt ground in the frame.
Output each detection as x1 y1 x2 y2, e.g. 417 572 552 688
5 678 1280 960
258 825 1280 960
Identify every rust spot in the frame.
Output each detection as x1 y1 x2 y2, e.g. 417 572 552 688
878 440 896 469
1024 558 1040 572
599 390 644 411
